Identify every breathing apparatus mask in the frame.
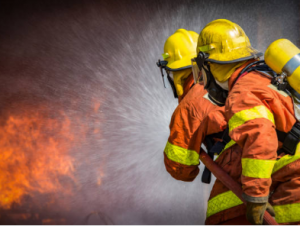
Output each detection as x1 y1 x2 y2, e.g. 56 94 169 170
192 52 228 106
156 59 178 98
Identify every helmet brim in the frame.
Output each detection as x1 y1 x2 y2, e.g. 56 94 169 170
206 47 263 64
166 53 196 71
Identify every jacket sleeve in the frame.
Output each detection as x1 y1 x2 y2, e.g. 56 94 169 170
226 89 278 203
164 102 204 182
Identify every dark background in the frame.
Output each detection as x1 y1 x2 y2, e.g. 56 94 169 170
0 0 299 224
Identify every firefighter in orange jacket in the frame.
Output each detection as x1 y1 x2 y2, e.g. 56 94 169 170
157 29 227 181
193 19 300 225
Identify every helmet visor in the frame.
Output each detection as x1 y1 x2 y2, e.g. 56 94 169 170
201 65 209 88
168 71 174 81
192 58 202 84
156 59 169 88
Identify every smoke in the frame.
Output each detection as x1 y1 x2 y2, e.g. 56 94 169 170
0 0 299 224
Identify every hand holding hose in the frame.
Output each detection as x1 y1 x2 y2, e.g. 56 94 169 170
246 202 275 225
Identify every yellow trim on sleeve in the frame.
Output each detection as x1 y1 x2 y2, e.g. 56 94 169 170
206 190 243 218
229 105 275 132
273 142 300 174
274 202 300 223
242 158 276 178
215 140 236 160
164 141 199 166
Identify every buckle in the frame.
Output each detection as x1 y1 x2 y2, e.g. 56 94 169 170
290 123 300 140
156 59 167 68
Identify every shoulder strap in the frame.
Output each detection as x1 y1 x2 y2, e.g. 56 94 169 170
202 128 231 184
277 122 300 155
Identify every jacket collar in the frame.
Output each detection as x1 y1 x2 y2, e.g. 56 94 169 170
228 60 256 91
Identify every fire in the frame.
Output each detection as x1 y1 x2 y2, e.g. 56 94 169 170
42 218 66 224
0 105 76 209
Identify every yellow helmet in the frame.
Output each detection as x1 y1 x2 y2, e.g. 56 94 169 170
197 19 262 64
157 29 198 98
162 29 199 70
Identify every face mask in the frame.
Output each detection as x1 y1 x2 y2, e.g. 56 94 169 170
201 63 228 106
193 52 228 106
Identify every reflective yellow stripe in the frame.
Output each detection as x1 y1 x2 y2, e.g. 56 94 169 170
198 43 216 52
223 140 236 151
242 158 276 178
206 191 243 218
229 105 275 132
274 203 300 223
164 141 199 166
273 142 300 174
215 140 236 160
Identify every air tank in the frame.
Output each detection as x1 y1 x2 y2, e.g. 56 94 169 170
265 39 300 94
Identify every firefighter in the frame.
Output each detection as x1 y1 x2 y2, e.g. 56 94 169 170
193 19 300 225
156 29 198 103
157 29 227 181
163 80 227 182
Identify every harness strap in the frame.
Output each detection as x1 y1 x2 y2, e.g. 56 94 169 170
202 129 231 184
277 122 300 156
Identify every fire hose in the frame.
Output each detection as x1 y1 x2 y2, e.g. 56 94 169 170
199 148 278 225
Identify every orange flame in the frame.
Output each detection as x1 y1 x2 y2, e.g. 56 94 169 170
0 106 76 209
42 218 66 224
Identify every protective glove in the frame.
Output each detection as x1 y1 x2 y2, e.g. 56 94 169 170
246 202 275 225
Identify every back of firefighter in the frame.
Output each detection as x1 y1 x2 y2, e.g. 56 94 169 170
194 19 300 225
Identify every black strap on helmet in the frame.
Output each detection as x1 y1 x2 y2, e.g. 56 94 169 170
156 59 168 88
167 73 178 98
195 52 209 71
156 59 178 98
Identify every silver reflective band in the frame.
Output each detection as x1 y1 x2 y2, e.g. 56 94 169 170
282 53 300 76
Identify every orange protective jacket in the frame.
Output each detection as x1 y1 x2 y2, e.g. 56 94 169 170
164 82 227 181
205 144 246 225
222 61 300 224
204 63 255 225
165 76 247 224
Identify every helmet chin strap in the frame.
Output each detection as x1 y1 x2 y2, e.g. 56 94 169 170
167 72 178 99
